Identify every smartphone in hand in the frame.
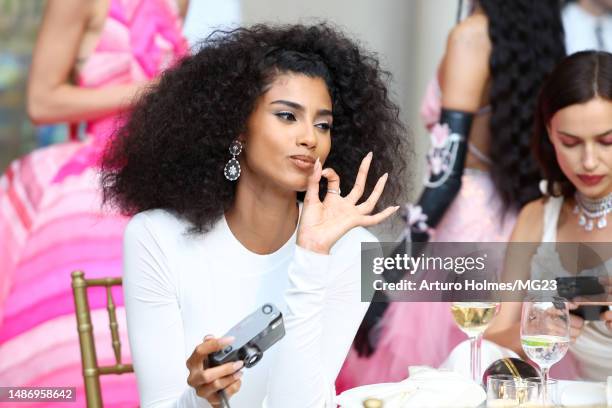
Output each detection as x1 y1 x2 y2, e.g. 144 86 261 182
556 277 608 321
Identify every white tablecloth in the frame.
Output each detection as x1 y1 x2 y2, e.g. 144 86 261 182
337 368 609 407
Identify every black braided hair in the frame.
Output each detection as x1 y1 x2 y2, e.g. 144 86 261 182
353 0 566 357
481 0 566 210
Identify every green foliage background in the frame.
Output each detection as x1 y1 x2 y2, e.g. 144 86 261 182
0 1 62 171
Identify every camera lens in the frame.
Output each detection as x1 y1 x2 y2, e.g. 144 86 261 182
247 353 260 366
241 344 263 368
262 304 273 314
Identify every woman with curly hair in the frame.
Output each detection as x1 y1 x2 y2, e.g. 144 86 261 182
340 0 566 389
101 23 408 407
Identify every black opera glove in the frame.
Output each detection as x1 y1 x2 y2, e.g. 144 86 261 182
355 110 474 357
408 109 474 242
355 109 475 357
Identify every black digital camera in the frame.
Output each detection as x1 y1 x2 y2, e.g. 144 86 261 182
208 303 285 368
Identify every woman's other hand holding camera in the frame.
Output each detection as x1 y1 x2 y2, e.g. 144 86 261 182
186 336 243 405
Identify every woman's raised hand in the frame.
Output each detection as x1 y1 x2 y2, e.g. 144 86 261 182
185 336 243 406
297 152 398 254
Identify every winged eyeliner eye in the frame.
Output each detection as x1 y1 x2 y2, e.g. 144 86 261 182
276 111 296 121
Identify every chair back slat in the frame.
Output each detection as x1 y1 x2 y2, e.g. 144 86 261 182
71 271 134 408
106 285 122 364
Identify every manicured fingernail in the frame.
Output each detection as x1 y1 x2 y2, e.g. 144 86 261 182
233 370 244 380
382 172 388 179
393 206 400 211
219 336 235 346
233 361 244 370
203 334 214 341
368 151 373 158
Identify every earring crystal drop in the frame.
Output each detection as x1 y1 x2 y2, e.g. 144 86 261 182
224 158 240 180
224 140 242 181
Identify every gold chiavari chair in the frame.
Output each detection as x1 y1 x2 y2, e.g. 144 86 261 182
71 271 134 408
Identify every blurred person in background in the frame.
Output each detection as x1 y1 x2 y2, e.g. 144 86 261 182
338 0 566 390
0 0 188 406
563 0 611 54
484 50 612 382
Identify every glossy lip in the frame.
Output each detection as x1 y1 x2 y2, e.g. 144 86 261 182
577 174 605 186
289 155 316 171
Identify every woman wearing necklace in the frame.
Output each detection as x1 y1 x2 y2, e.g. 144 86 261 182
485 50 612 382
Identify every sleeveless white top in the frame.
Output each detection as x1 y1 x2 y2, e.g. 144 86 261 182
530 196 612 381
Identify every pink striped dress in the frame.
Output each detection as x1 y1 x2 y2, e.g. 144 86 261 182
0 1 188 406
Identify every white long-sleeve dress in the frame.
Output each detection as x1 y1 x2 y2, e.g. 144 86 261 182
123 208 375 407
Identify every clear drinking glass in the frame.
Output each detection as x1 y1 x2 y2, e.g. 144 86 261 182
523 377 559 407
486 375 539 407
520 296 569 406
451 302 499 384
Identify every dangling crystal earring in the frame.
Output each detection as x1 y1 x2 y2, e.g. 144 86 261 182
224 140 242 181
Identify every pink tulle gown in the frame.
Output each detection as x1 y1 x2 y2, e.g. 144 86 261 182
0 1 187 406
336 78 518 391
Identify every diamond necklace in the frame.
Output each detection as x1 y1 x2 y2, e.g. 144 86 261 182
573 191 612 231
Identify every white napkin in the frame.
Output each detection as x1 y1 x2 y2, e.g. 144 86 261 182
440 339 519 380
557 380 607 407
336 366 486 408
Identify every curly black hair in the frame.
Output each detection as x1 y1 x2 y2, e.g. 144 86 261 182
100 23 410 233
481 0 566 209
533 51 612 197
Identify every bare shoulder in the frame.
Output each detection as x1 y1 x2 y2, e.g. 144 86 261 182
511 198 546 242
447 13 490 51
446 15 491 55
444 13 490 70
440 14 491 111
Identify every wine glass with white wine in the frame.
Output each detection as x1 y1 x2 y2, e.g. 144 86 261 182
520 296 570 406
451 301 499 384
